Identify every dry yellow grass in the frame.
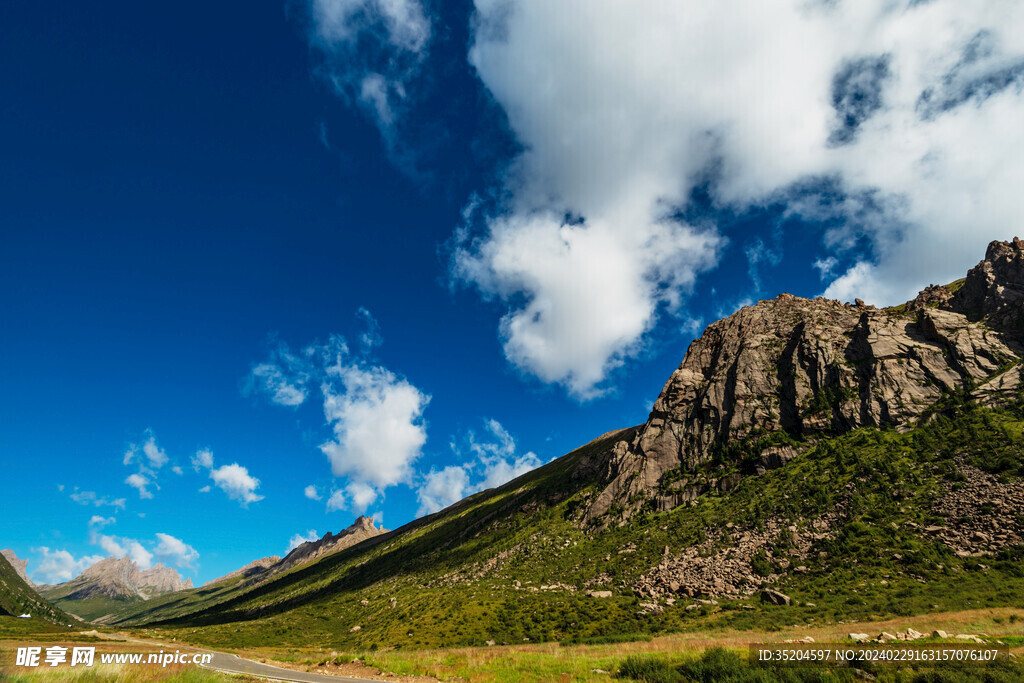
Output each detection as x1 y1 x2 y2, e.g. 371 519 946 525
183 606 1024 683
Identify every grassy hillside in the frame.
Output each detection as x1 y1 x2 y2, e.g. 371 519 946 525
0 553 76 627
104 393 1024 654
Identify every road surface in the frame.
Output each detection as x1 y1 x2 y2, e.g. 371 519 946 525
202 651 385 682
85 630 389 682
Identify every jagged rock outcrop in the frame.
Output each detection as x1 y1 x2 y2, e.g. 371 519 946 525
137 564 194 595
41 557 192 601
1 549 33 586
588 239 1024 521
274 516 388 575
204 556 281 587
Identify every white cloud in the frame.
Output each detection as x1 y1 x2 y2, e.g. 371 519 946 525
95 534 126 558
325 489 347 512
287 529 320 553
415 465 470 516
308 0 431 138
32 548 104 584
125 473 153 500
125 540 153 569
198 485 211 493
320 358 429 490
171 465 183 475
480 451 542 490
88 515 115 529
311 0 429 53
252 320 430 506
450 0 1024 396
192 448 214 471
813 256 839 280
90 534 154 570
69 489 126 510
124 432 168 469
209 463 264 506
416 419 542 515
247 350 309 407
154 533 199 569
345 481 379 512
141 434 168 469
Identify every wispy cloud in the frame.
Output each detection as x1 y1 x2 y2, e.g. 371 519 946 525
244 340 311 407
250 312 430 512
154 533 199 569
68 488 126 510
305 0 431 158
87 515 154 569
32 547 105 584
124 473 153 500
325 489 346 512
416 419 540 515
122 430 172 499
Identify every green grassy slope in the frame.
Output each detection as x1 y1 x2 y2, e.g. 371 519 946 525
0 553 76 626
108 394 1024 652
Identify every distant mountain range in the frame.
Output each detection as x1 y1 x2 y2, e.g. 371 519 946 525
203 515 388 586
18 516 389 623
36 556 193 607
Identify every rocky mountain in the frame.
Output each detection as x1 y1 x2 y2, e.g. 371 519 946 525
203 517 387 587
1 549 33 587
92 239 1024 653
204 556 281 587
587 238 1024 521
39 556 193 603
275 516 388 574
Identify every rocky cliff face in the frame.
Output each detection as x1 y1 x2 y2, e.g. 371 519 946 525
1 549 33 587
276 516 388 574
204 556 281 587
44 556 192 601
588 238 1024 522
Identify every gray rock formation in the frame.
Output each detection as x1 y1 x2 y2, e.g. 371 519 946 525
204 556 281 587
588 238 1024 521
1 549 33 586
276 516 388 574
42 556 192 601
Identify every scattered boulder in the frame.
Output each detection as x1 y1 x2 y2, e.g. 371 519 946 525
760 590 791 606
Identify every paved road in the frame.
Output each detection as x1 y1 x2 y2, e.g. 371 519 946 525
85 630 386 683
202 652 384 682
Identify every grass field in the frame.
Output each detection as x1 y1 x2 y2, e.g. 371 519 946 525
126 606 1024 682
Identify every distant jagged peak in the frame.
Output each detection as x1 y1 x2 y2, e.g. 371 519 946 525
51 555 191 600
1 549 33 586
204 556 281 587
278 516 389 573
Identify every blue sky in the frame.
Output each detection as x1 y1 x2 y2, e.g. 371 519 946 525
2 0 1023 585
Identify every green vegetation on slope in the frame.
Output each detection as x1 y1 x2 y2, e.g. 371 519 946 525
101 391 1024 654
0 554 75 627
